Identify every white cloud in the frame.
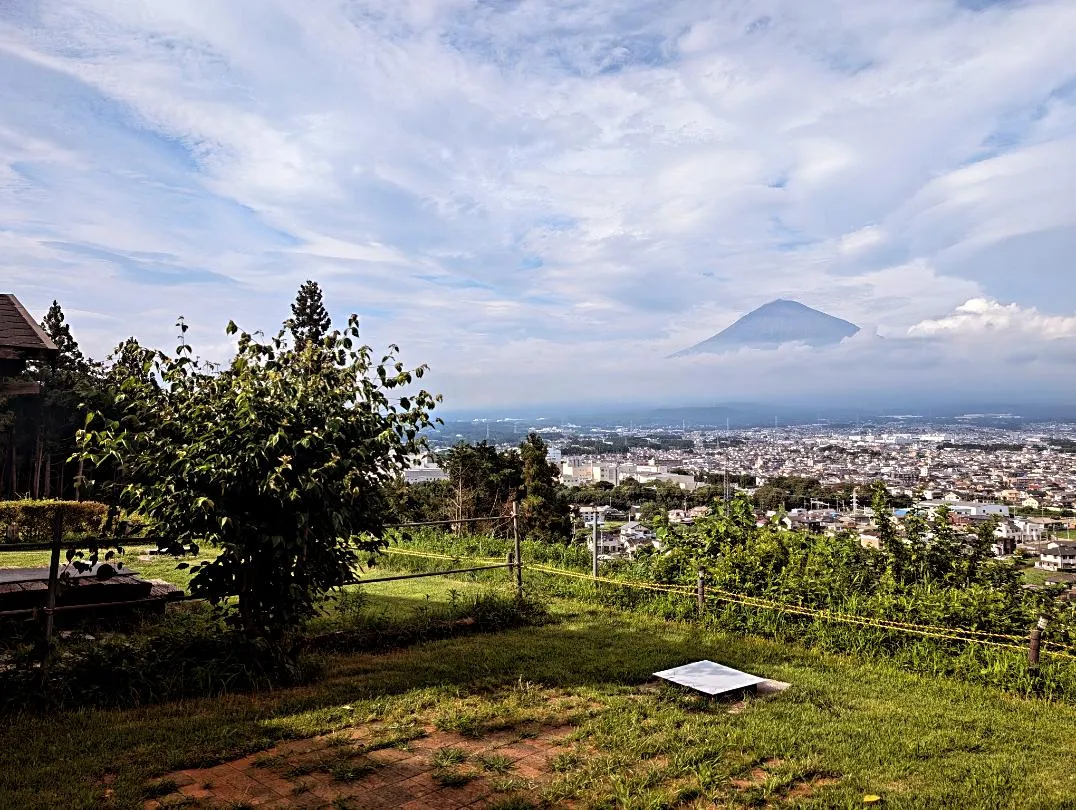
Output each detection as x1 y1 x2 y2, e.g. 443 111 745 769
908 298 1076 340
1 0 1075 409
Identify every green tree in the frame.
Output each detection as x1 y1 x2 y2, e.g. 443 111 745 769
518 432 571 542
871 481 905 581
78 314 438 642
41 300 88 373
441 442 522 532
2 301 103 498
288 280 331 350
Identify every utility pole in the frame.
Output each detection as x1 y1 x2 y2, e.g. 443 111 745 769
592 509 599 581
724 417 730 502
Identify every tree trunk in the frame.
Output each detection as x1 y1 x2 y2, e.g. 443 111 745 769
44 453 52 499
31 427 43 500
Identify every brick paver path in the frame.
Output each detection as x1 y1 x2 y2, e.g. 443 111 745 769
144 723 575 809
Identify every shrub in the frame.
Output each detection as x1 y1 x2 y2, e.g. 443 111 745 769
0 499 109 544
0 603 318 713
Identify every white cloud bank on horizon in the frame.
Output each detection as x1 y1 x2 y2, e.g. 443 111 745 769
1 0 1076 410
907 298 1076 340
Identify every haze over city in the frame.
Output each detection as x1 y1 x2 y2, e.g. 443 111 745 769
3 0 1076 410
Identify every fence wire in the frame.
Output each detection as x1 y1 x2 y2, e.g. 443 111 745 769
375 547 1076 662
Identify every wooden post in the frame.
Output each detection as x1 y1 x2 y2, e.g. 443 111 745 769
44 507 63 659
511 501 522 598
1029 616 1047 676
697 570 705 616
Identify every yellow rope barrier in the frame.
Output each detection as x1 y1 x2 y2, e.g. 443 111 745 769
523 561 1076 658
381 547 505 566
367 548 1076 660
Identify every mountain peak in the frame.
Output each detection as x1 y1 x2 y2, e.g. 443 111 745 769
672 299 859 357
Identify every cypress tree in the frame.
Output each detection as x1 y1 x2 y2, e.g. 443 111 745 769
288 280 331 350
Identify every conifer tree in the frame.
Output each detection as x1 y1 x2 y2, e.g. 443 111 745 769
41 300 86 372
288 280 331 350
519 432 572 542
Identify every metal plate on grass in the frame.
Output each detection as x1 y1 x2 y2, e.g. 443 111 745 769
653 660 767 696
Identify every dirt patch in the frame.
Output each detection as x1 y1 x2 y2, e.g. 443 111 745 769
143 721 576 809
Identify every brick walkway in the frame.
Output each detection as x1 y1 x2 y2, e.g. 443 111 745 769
144 722 575 809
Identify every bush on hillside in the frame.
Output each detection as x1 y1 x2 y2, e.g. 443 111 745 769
0 499 108 544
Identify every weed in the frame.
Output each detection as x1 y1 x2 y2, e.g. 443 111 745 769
487 797 538 810
434 769 475 787
290 780 312 795
435 710 484 737
432 746 469 768
142 778 178 799
330 760 375 782
284 762 318 778
251 753 285 769
550 752 579 773
477 752 515 773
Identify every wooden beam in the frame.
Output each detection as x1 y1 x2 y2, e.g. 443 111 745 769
0 380 42 397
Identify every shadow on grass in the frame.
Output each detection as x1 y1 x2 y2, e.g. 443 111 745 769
3 595 1076 810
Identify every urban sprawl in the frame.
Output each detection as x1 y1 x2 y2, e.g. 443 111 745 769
411 420 1076 589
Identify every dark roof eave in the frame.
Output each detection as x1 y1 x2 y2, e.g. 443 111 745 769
0 294 60 357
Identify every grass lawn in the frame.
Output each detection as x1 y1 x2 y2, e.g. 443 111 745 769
0 544 218 590
1021 566 1053 586
1058 530 1076 540
2 576 1076 809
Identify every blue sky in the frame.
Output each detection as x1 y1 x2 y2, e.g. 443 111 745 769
2 0 1076 409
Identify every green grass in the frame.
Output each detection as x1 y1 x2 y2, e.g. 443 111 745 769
1057 530 1076 540
0 545 218 590
3 578 1076 808
1021 566 1053 585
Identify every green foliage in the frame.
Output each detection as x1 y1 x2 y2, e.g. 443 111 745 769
0 604 311 712
41 300 88 373
567 475 700 512
390 506 1076 697
310 589 549 654
392 435 571 543
0 499 108 543
440 441 522 530
518 433 571 543
77 314 439 640
1 300 107 500
287 280 332 350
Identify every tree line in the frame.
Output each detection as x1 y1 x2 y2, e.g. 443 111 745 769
385 435 572 542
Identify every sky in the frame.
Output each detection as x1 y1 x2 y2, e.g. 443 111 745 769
2 0 1076 413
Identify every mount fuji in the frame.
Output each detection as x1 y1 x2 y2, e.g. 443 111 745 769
672 299 860 357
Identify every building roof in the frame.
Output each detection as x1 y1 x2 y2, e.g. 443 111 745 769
0 295 58 359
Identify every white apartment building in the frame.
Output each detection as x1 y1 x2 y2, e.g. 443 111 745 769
914 500 1010 518
1037 542 1076 573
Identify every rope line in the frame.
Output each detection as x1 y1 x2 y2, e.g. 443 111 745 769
369 547 1076 660
382 546 506 566
524 561 1076 657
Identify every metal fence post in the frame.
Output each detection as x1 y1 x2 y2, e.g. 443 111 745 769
43 508 63 662
697 570 705 617
592 513 599 584
1029 616 1047 676
512 501 523 598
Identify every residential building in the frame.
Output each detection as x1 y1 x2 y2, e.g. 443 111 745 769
1037 542 1076 573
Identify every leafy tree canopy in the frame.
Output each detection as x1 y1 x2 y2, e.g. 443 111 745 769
78 314 438 641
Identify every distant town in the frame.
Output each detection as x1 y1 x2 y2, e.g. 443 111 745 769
409 418 1076 589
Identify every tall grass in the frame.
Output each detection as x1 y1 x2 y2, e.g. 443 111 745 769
390 529 1076 701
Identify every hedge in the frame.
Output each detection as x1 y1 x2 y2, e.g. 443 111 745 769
0 500 110 544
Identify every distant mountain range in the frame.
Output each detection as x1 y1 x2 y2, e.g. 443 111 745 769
671 299 860 357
